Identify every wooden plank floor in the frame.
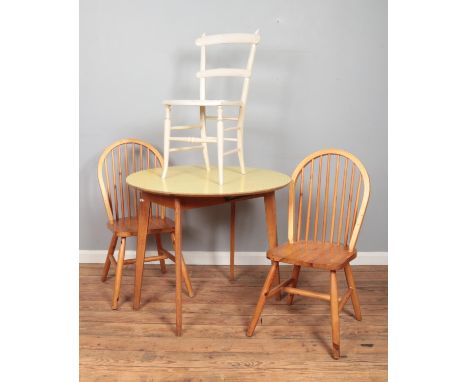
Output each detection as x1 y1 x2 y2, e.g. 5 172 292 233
80 264 387 381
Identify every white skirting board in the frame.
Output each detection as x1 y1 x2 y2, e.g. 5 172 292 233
79 250 388 265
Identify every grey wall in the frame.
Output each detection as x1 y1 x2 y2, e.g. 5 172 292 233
80 0 387 252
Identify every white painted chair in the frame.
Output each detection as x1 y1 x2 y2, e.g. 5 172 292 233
162 31 261 184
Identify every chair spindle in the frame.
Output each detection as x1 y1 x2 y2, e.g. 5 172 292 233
329 156 340 244
352 176 363 230
132 144 137 216
304 160 314 241
337 158 349 245
313 156 323 241
111 149 119 220
321 154 331 242
118 145 125 219
296 168 305 241
343 164 356 246
104 158 112 220
124 144 131 217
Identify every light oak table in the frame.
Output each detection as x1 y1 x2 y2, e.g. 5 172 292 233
126 165 290 336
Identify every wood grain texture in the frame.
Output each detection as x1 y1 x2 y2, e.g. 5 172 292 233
174 198 183 336
101 234 118 282
98 139 181 309
230 201 236 280
133 196 151 310
256 149 371 360
81 264 387 381
106 216 175 237
99 139 196 313
246 262 279 337
129 187 286 333
98 139 164 222
111 237 126 310
267 241 357 270
288 149 370 251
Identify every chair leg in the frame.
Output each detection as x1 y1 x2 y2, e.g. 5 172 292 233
344 264 362 321
263 193 281 301
330 270 340 359
162 105 171 179
112 237 126 310
101 234 118 282
246 262 279 337
216 106 224 185
237 144 246 174
154 234 167 274
230 201 236 281
237 107 246 174
287 265 301 305
200 106 210 171
171 232 194 297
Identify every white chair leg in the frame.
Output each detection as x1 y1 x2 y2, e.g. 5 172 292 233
237 106 246 174
237 148 246 174
237 129 246 175
162 105 171 178
217 106 224 185
199 106 210 171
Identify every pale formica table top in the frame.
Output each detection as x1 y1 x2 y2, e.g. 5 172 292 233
126 166 290 197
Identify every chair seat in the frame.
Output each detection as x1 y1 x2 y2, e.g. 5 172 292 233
267 241 357 270
107 216 175 237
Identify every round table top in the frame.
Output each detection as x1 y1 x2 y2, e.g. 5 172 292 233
126 166 290 197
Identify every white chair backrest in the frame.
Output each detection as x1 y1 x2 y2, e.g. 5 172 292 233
195 31 261 103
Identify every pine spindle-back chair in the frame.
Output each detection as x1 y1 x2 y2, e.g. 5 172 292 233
246 149 371 359
162 31 261 185
97 138 193 309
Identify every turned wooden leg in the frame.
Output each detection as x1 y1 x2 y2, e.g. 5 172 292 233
287 265 301 305
330 270 340 359
101 234 118 282
344 264 362 321
264 192 281 300
230 201 236 281
246 262 278 337
154 234 167 274
216 106 224 185
174 199 183 336
171 232 194 298
112 237 126 310
133 196 151 310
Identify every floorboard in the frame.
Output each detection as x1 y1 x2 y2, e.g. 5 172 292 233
80 264 387 381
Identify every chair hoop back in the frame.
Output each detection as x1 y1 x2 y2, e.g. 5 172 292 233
97 138 164 223
288 149 371 252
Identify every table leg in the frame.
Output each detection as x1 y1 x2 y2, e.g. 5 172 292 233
230 201 236 281
264 192 281 300
174 198 183 336
133 195 151 310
